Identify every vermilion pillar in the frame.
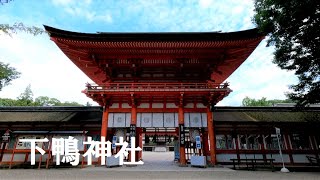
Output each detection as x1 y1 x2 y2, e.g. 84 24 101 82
101 107 109 139
131 105 137 125
203 130 209 157
207 106 216 165
178 105 187 166
131 105 139 161
138 128 143 160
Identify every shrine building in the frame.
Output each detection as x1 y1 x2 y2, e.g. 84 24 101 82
0 26 319 169
46 25 265 166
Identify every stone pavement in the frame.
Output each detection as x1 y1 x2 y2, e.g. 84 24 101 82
1 152 319 180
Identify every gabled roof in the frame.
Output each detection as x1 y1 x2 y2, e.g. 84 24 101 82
44 25 265 85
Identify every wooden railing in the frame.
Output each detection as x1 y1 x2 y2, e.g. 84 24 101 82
84 82 230 92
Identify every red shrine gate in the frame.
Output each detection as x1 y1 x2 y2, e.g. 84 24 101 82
45 25 264 166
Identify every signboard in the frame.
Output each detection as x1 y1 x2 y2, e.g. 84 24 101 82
112 136 117 149
2 130 10 143
179 124 185 145
130 124 136 137
195 136 201 149
275 127 281 135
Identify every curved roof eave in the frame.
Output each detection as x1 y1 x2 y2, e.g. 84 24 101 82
43 25 264 42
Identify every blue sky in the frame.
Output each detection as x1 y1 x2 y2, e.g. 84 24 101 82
0 0 297 106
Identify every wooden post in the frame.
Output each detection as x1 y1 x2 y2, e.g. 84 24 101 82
203 130 209 157
46 135 52 169
101 107 109 139
207 106 216 165
284 134 294 165
178 105 187 166
131 104 138 161
9 137 18 169
138 128 143 160
81 130 87 169
131 105 137 125
99 106 109 165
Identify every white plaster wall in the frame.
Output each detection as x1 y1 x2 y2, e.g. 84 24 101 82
137 113 141 127
166 103 177 108
122 103 131 108
266 154 290 163
196 103 206 108
239 154 263 159
108 113 114 127
184 113 190 127
184 103 194 108
113 113 126 127
152 113 164 127
138 103 149 108
174 113 179 127
164 113 175 127
201 113 208 127
141 113 152 127
109 103 119 108
189 113 202 127
125 113 131 127
292 154 312 163
152 103 164 108
216 154 238 162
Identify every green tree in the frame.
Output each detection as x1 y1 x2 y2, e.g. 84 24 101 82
17 84 34 106
34 96 62 106
0 98 18 106
242 96 294 106
0 23 46 36
60 101 83 106
253 0 320 106
0 62 20 91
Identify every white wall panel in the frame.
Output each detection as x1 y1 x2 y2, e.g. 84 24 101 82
122 103 131 108
184 103 194 108
141 113 152 127
216 154 237 162
196 103 206 108
266 154 290 163
184 113 190 127
174 113 179 127
201 113 208 127
108 113 114 127
125 113 131 127
113 113 126 127
109 103 119 108
152 113 164 127
189 113 202 127
138 103 149 108
292 154 311 163
164 113 175 127
152 103 164 108
137 113 141 127
166 103 177 108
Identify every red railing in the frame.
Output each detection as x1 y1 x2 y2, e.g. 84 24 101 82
84 82 230 92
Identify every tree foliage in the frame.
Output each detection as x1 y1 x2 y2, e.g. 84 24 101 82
0 62 20 91
17 84 34 106
0 23 46 36
242 96 294 107
0 85 83 106
253 0 320 106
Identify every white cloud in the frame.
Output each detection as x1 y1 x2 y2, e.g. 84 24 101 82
51 0 74 6
52 0 112 24
199 0 214 8
0 33 97 105
217 40 297 106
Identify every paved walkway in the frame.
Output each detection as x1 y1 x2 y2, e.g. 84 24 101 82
1 152 319 180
